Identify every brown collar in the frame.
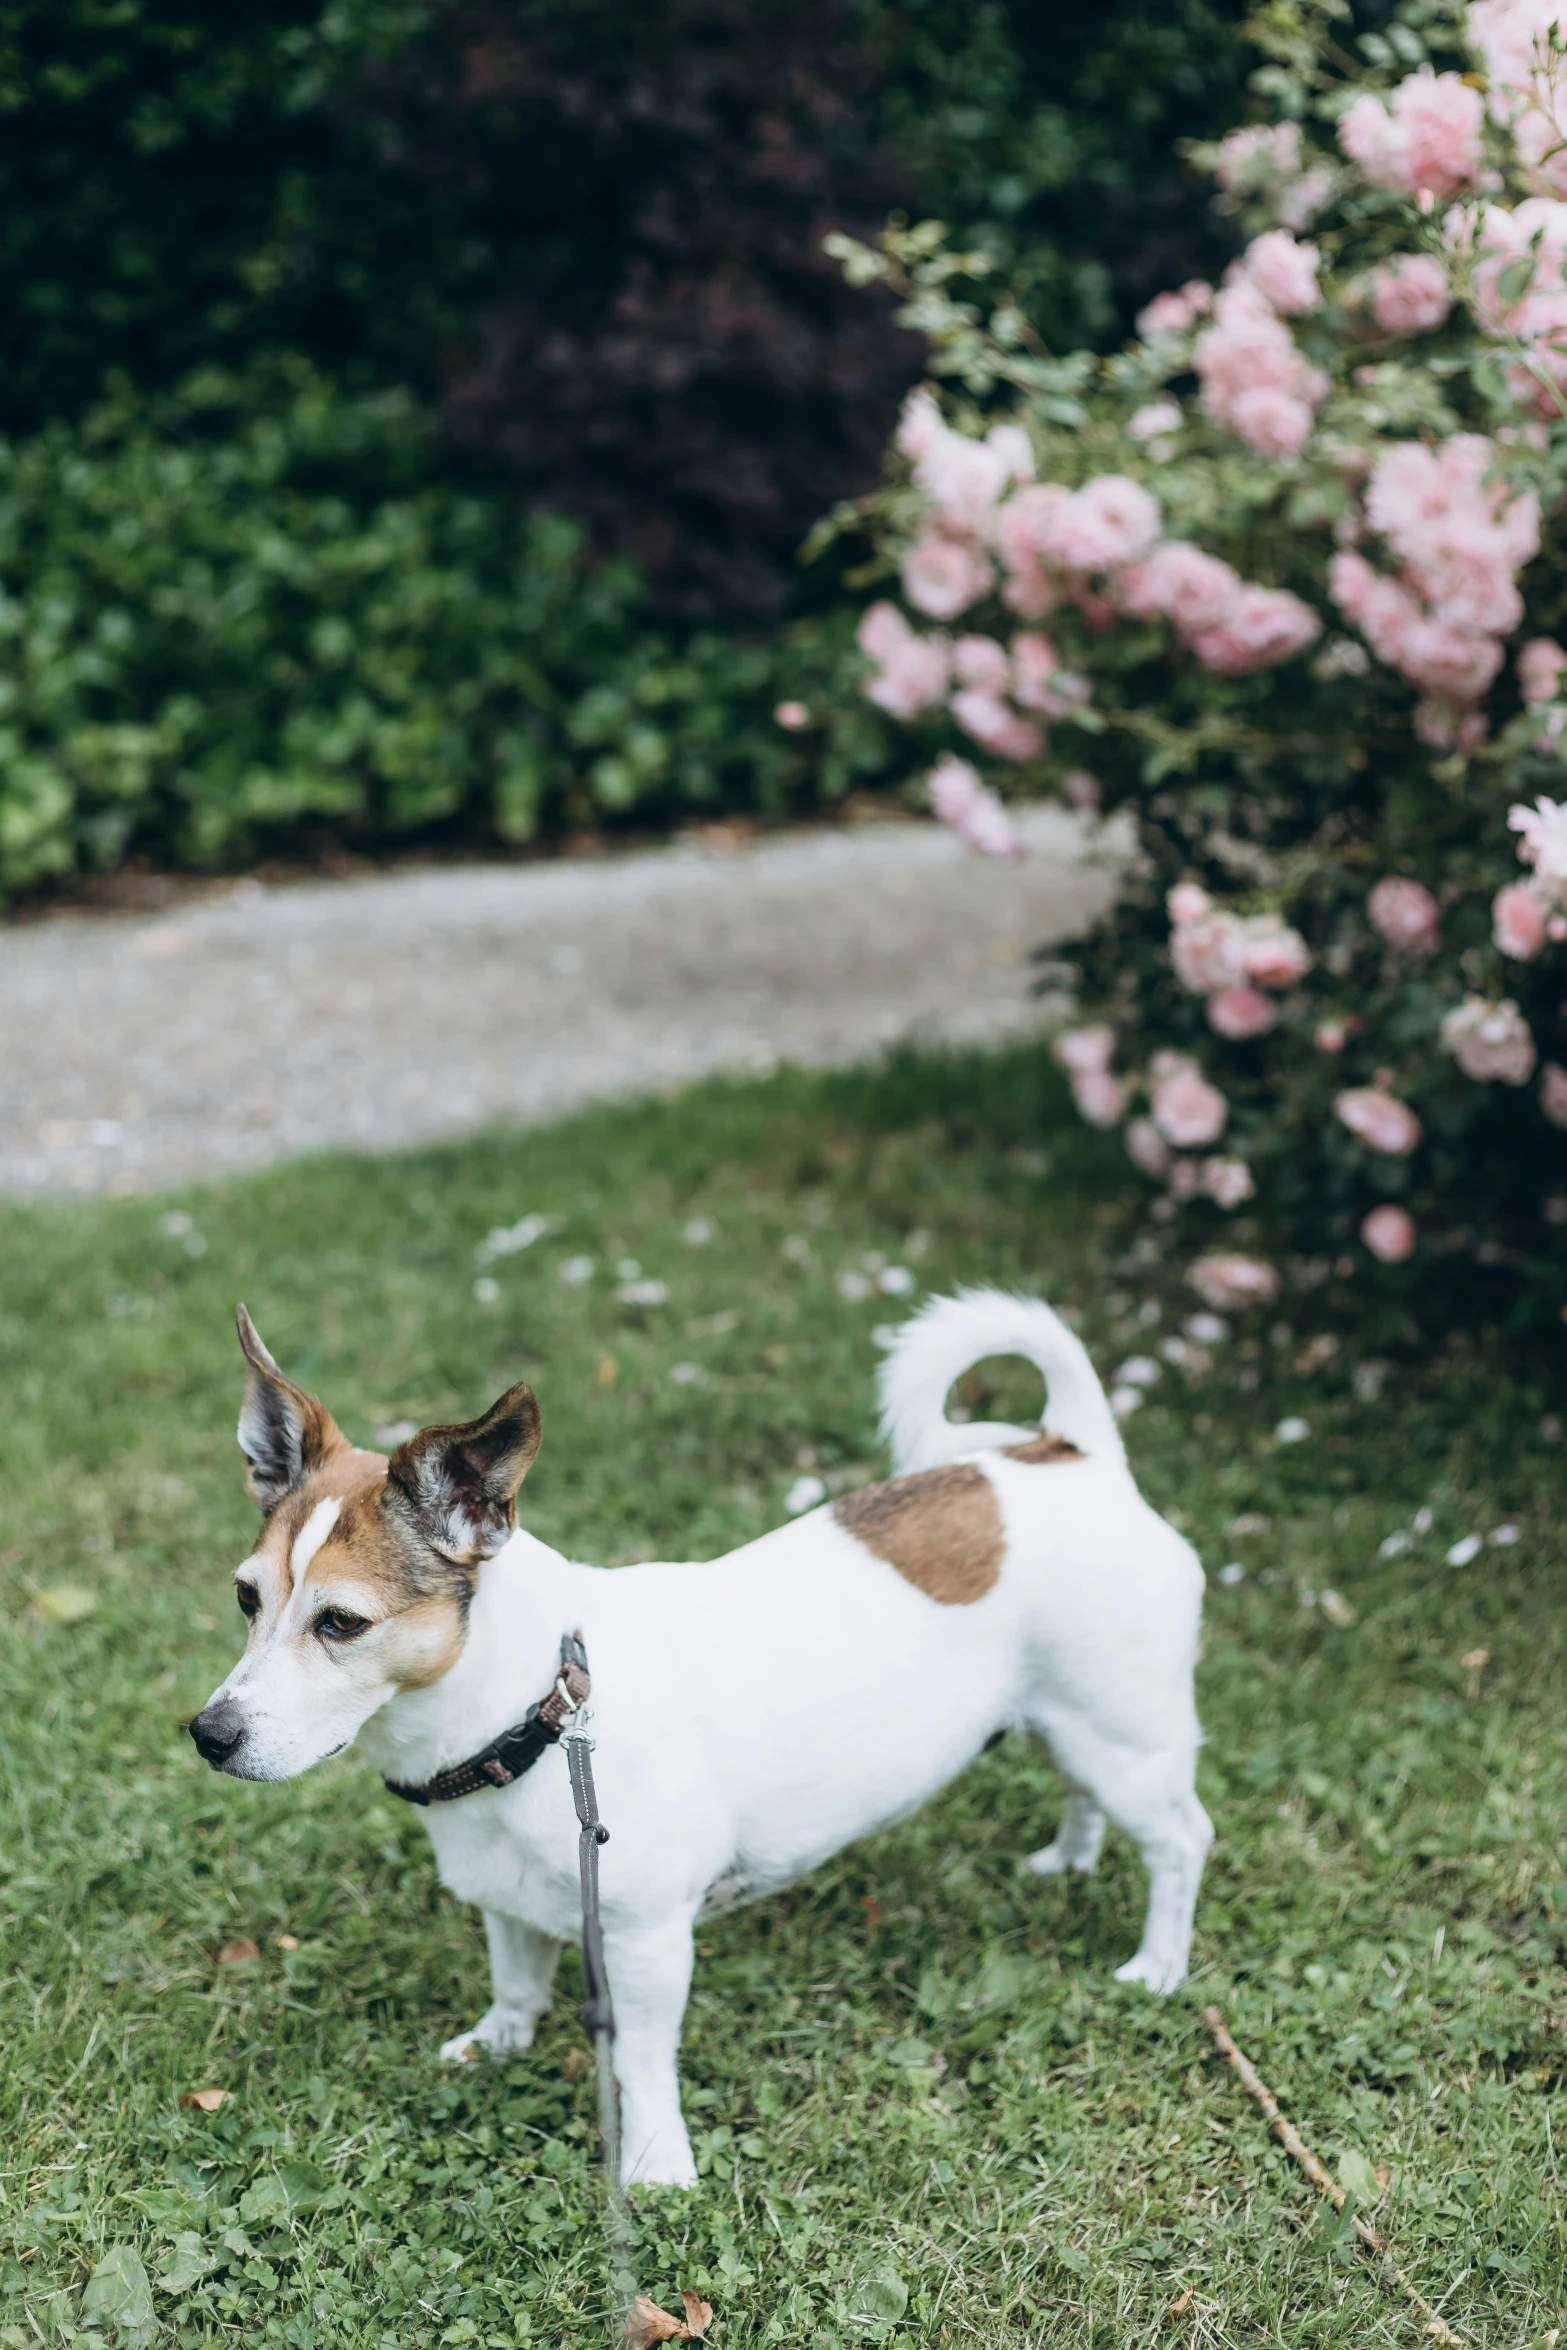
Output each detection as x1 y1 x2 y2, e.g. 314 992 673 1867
383 1633 590 1806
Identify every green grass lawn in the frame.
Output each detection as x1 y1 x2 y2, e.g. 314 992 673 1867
0 1048 1562 2350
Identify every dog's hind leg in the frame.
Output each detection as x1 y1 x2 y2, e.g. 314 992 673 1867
440 1912 562 2062
1021 1790 1106 1880
1025 1706 1211 1994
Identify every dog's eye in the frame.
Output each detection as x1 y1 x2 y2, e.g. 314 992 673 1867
236 1581 261 1619
314 1607 371 1643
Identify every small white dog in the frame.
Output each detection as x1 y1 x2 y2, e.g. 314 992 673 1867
192 1288 1210 2187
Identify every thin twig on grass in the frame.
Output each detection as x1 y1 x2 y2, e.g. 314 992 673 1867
1201 2007 1466 2345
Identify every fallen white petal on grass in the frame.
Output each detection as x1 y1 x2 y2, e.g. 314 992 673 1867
785 1474 827 1515
481 1213 555 1258
1378 1530 1412 1559
473 1276 500 1305
1412 1505 1434 1534
683 1218 714 1245
1446 1533 1483 1567
878 1266 915 1297
1113 1356 1160 1388
1318 1589 1357 1628
1487 1523 1520 1546
1274 1416 1310 1444
1217 1562 1246 1587
1184 1311 1228 1344
837 1270 872 1302
559 1255 596 1286
669 1362 705 1387
1109 1385 1143 1419
616 1279 668 1307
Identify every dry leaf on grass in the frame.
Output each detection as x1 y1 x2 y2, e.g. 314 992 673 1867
216 1938 261 1966
275 1935 299 1951
179 2088 230 2111
561 2045 588 2081
33 1583 98 1625
624 2292 713 2347
1170 2287 1195 2317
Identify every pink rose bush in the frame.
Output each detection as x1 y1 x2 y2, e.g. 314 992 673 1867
823 0 1567 1322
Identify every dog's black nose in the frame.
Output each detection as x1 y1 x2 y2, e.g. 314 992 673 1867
189 1700 246 1767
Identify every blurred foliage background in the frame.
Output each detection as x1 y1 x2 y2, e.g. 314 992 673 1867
0 0 1249 892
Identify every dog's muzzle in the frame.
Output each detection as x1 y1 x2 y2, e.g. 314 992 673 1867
189 1698 248 1769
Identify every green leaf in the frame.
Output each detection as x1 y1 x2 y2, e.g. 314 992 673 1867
1335 2147 1381 2206
157 2232 217 2295
33 1582 97 1624
81 2244 155 2331
853 2271 908 2322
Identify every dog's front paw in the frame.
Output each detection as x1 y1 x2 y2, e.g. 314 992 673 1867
620 2125 699 2191
1113 1951 1185 1995
439 2010 537 2063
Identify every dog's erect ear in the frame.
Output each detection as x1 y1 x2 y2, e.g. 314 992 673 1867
235 1304 348 1511
384 1384 542 1567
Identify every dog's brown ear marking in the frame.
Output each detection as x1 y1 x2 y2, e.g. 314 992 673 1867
384 1383 542 1568
234 1304 349 1511
1002 1433 1084 1464
833 1464 1004 1604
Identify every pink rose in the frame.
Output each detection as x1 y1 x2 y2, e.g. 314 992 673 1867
1493 882 1547 960
1369 253 1451 334
1188 1253 1279 1310
927 753 1023 858
1200 1157 1256 1208
1228 386 1316 459
901 529 993 621
1237 229 1321 316
1368 876 1441 955
1509 795 1567 889
1337 69 1483 198
1541 1062 1567 1127
857 602 952 721
1037 475 1161 573
1136 280 1214 338
1361 1204 1416 1262
1070 1069 1128 1128
1172 911 1248 994
1188 586 1322 676
1518 637 1567 705
1125 1115 1172 1177
1167 880 1211 927
1010 631 1089 716
1440 996 1537 1084
1054 1024 1115 1075
1207 986 1277 1040
1335 1086 1422 1155
1238 912 1313 988
1117 541 1241 635
950 690 1043 761
1150 1052 1229 1147
952 635 1012 694
773 700 810 730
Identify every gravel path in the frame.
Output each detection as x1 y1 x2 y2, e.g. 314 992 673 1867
0 810 1113 1198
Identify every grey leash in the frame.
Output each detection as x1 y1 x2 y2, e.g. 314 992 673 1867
560 1657 638 2324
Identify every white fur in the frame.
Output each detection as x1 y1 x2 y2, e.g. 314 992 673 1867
203 1291 1210 2190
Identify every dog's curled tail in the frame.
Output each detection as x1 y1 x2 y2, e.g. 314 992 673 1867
877 1286 1125 1475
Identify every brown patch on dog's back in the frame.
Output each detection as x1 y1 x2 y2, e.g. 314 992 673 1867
833 1464 1004 1604
1002 1433 1084 1464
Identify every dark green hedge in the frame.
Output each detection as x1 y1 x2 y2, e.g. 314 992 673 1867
0 0 1251 890
0 367 888 893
